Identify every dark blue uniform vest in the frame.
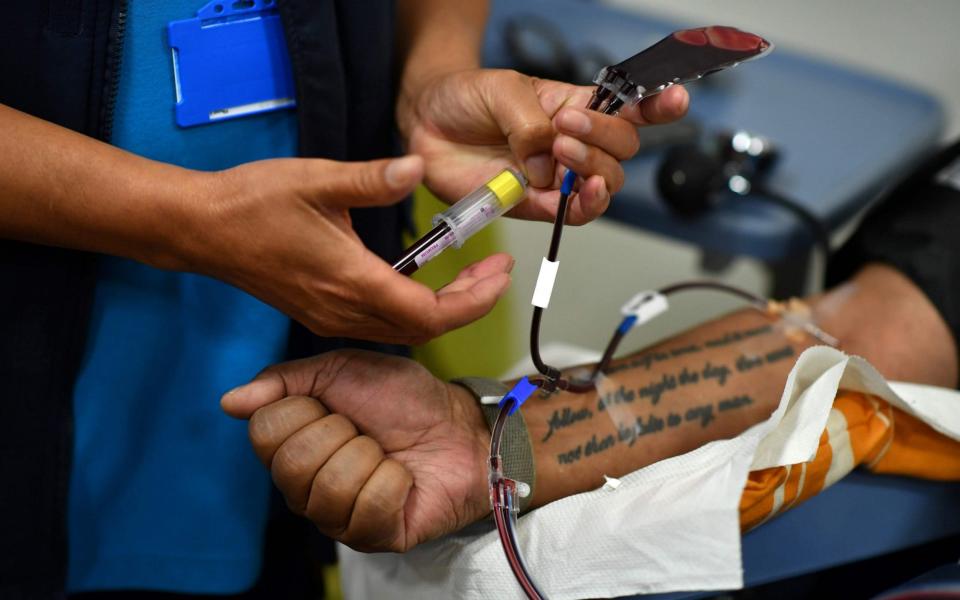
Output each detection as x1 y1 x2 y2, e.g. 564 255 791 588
0 1 404 596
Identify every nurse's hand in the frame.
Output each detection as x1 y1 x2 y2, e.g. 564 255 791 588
221 349 490 552
397 69 688 224
190 155 512 345
0 104 508 345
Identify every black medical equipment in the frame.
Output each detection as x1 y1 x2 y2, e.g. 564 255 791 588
656 131 831 260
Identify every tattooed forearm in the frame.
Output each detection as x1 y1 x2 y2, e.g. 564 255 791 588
542 406 594 442
765 345 795 363
606 359 733 408
736 354 764 372
555 394 756 465
530 309 822 504
606 323 775 376
637 373 677 405
597 384 636 411
736 345 795 373
543 330 794 452
704 323 773 348
718 394 753 411
685 402 716 427
670 343 701 357
564 395 754 464
702 361 731 386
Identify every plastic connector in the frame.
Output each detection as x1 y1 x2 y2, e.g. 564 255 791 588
617 314 638 335
488 450 530 513
488 454 505 510
499 376 538 416
560 170 577 196
489 475 530 513
592 66 644 109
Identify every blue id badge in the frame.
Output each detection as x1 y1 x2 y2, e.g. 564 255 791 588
168 0 296 128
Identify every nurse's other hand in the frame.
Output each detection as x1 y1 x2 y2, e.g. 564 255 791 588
221 350 490 552
398 69 689 224
183 155 512 345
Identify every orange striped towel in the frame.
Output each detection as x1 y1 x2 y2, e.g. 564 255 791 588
741 390 960 531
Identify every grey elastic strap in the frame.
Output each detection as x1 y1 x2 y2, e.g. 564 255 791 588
452 377 536 512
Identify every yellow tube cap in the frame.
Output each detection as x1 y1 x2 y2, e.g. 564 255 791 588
486 169 527 209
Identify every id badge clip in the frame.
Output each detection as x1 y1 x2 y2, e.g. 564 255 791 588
168 0 296 128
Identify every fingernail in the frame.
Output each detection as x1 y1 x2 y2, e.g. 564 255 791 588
385 155 422 188
222 378 269 404
674 84 689 105
506 256 516 273
558 109 591 135
524 153 553 187
559 137 588 163
220 385 243 414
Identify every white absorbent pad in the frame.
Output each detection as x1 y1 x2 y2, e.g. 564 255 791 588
338 346 960 599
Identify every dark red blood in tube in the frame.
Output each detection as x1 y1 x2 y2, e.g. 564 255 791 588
705 26 767 51
673 26 768 52
674 29 708 46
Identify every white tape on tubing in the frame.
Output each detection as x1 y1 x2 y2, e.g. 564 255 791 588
532 258 559 308
620 291 669 324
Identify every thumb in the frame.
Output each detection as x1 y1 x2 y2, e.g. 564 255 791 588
221 353 348 419
486 72 556 188
310 154 424 209
221 369 286 419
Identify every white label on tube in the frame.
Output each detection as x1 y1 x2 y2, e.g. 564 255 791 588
414 230 457 267
532 258 559 308
620 291 669 324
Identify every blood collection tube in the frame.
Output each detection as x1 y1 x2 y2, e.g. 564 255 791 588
392 168 527 276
